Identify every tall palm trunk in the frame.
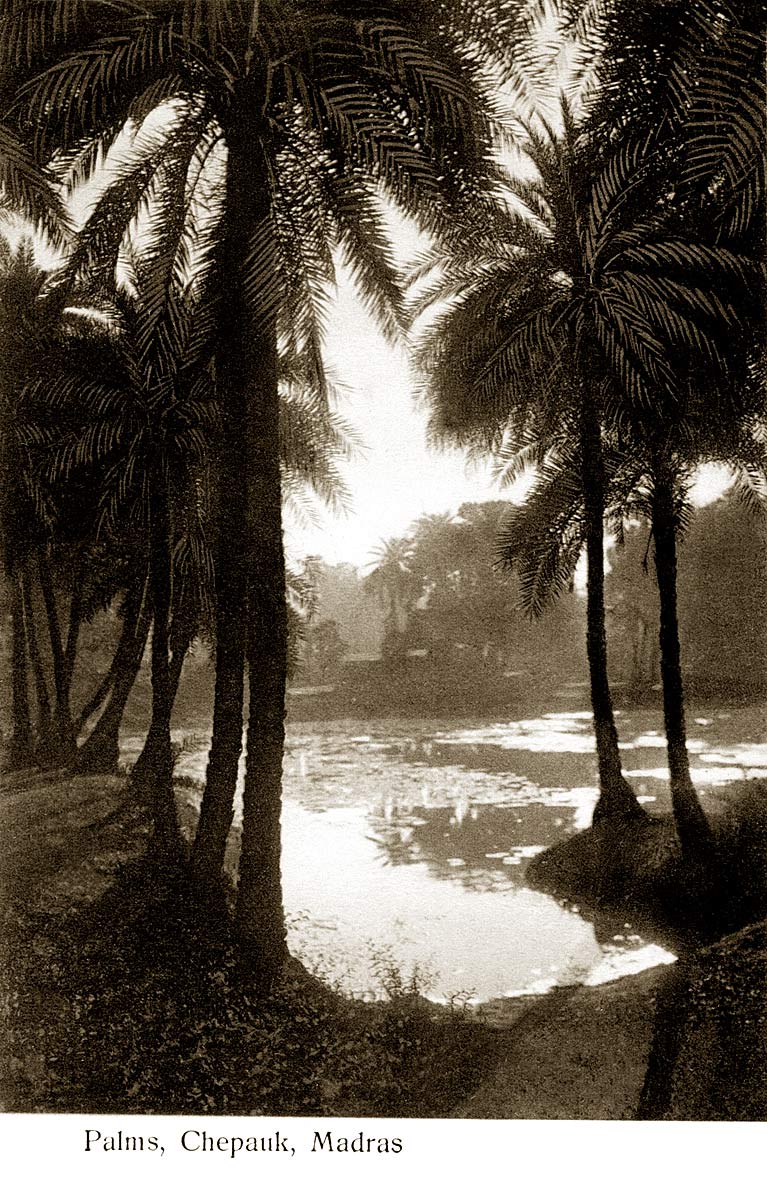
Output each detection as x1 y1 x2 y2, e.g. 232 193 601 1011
6 566 33 769
190 146 250 889
60 558 86 724
238 286 288 978
651 467 713 860
145 475 181 856
579 399 646 824
193 114 287 975
189 495 246 882
74 577 151 774
21 562 52 753
38 548 65 702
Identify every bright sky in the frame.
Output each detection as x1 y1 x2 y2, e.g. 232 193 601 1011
284 262 732 570
9 52 731 574
284 266 527 569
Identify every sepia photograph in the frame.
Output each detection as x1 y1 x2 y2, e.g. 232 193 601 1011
0 0 765 1172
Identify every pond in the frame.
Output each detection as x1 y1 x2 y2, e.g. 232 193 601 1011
124 703 767 1002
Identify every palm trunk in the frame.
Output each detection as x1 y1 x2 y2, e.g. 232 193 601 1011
61 558 85 703
21 562 52 754
189 116 252 892
77 658 119 734
579 399 646 824
144 477 181 856
77 572 146 734
74 579 151 775
194 118 287 975
238 303 288 980
38 547 65 708
190 458 247 884
651 470 713 860
37 548 79 764
6 566 33 770
132 619 193 786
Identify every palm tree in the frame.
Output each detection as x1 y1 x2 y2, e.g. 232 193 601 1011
495 393 763 862
34 246 220 853
414 107 759 853
0 233 94 766
364 536 416 650
6 0 502 976
629 363 765 857
0 235 45 767
74 558 153 774
563 0 766 246
414 111 645 824
562 2 766 792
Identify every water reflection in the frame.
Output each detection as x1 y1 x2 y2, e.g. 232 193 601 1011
367 798 577 890
121 703 765 1000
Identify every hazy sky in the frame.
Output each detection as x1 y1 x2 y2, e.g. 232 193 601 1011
284 266 529 570
13 76 728 575
284 262 730 570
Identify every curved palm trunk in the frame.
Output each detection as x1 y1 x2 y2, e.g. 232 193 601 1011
77 626 128 735
74 575 151 775
131 618 193 786
579 401 646 825
60 558 86 737
38 548 65 699
651 470 713 860
144 479 182 857
6 566 33 770
21 562 52 754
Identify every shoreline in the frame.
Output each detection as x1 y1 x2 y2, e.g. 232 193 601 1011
1 770 764 1118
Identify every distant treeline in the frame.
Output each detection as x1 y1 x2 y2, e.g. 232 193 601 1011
292 494 766 717
3 492 759 735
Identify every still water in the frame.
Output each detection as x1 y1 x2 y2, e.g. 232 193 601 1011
125 704 766 1002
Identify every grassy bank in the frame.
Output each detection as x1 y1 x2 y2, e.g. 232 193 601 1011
0 772 496 1116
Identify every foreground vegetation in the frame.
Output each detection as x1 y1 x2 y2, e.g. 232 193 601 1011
0 773 495 1116
2 769 765 1119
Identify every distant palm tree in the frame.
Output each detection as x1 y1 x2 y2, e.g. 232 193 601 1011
364 536 416 647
